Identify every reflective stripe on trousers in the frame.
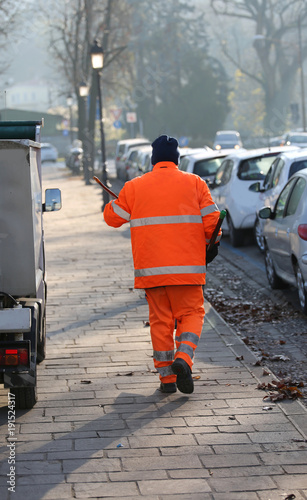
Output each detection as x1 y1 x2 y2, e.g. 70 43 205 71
145 285 205 383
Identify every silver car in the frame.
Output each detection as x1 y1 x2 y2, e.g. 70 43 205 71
258 168 307 314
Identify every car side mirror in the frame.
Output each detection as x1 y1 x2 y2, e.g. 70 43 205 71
249 182 260 192
258 206 272 219
43 188 62 212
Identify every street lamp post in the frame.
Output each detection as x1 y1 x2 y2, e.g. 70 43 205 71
297 17 306 131
79 81 91 185
66 94 73 144
91 39 109 211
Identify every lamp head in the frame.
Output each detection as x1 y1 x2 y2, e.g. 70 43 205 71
91 39 104 69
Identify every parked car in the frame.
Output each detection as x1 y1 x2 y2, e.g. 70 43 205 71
213 130 243 150
115 138 151 180
41 143 58 163
251 149 307 251
210 146 299 247
282 131 307 148
135 145 153 174
138 147 213 176
125 145 153 181
258 168 307 314
179 149 236 185
179 146 212 158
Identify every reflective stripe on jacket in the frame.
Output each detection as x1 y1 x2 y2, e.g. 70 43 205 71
103 161 221 288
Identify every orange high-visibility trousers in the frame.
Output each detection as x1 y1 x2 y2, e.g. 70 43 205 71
145 285 205 383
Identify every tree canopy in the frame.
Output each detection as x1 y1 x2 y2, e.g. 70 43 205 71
211 0 307 134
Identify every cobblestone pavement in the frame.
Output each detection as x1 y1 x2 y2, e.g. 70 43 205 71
0 165 306 500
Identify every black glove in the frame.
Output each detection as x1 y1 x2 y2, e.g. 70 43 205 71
206 242 219 264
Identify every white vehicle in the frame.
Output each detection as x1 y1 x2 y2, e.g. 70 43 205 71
211 146 299 247
252 149 307 251
115 138 150 180
213 130 243 150
179 149 236 185
41 143 58 163
0 121 62 409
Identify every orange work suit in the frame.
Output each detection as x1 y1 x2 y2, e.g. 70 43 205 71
103 161 221 382
145 285 205 383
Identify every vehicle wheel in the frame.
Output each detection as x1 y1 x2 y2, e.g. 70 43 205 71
254 217 265 253
227 214 243 247
296 265 307 314
11 386 37 410
264 246 285 289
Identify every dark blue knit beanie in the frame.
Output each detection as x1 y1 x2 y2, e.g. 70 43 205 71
151 135 180 165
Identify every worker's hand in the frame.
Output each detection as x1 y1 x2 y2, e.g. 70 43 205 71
206 242 219 264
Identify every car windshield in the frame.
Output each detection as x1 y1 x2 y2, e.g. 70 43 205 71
194 158 224 177
238 154 279 181
289 134 307 143
217 134 238 141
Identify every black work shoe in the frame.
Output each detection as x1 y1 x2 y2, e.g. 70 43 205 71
159 382 177 393
171 358 194 394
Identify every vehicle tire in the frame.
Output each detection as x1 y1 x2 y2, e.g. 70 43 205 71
37 309 46 363
254 217 265 253
227 214 243 247
296 265 307 314
264 246 285 289
11 386 37 410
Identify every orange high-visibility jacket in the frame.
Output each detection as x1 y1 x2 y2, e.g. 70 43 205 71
104 161 221 289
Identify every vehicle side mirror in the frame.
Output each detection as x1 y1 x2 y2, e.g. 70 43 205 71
258 206 272 219
249 182 260 192
43 188 62 212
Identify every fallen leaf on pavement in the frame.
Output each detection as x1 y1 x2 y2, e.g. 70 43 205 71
257 378 303 400
270 354 290 361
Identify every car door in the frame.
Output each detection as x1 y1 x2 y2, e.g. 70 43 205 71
274 177 307 275
265 158 285 208
266 177 297 272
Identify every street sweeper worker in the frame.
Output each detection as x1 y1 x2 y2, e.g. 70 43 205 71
103 135 221 394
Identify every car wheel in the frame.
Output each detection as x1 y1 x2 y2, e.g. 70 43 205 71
296 265 307 314
264 246 285 289
254 217 265 253
227 214 243 247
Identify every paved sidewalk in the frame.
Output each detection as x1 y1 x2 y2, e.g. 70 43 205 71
0 165 306 500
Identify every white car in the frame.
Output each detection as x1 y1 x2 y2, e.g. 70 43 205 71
41 143 58 163
179 149 236 185
125 145 153 181
211 146 299 247
251 149 307 251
